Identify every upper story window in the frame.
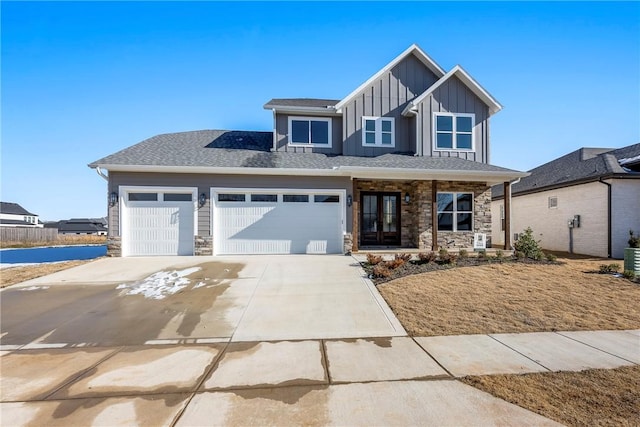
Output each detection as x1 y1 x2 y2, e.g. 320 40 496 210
362 117 395 147
288 117 331 147
434 113 474 151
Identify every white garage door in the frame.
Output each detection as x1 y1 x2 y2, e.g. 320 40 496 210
213 189 345 255
122 189 196 256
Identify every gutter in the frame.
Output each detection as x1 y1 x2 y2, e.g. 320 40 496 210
95 167 108 181
598 177 612 258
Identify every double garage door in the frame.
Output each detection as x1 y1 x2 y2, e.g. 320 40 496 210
121 187 344 256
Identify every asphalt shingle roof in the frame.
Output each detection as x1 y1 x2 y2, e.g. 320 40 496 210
0 202 36 216
263 98 340 109
492 143 640 199
89 129 521 175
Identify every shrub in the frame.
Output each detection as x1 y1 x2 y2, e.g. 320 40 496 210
417 252 437 264
628 230 640 248
622 270 637 280
513 227 544 260
599 264 621 274
395 253 412 262
372 264 391 278
545 252 557 262
477 249 487 259
495 249 504 260
437 248 457 264
366 253 383 266
386 258 406 270
458 249 468 259
514 250 525 260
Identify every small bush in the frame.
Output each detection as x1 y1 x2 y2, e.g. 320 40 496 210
599 264 621 274
514 227 544 260
458 249 468 259
628 230 640 248
417 252 437 264
514 250 525 260
477 249 487 259
437 248 457 264
495 249 504 260
622 270 637 280
372 264 391 278
366 253 383 266
545 252 557 262
395 253 412 262
386 258 406 270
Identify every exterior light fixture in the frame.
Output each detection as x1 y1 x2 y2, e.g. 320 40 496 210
109 192 118 207
199 193 207 207
404 193 411 204
347 195 353 207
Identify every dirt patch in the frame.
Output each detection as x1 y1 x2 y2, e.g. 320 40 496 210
1 260 93 288
378 257 640 336
462 365 640 427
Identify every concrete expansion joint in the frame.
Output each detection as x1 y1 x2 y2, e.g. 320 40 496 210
411 336 455 378
487 334 552 372
553 331 639 365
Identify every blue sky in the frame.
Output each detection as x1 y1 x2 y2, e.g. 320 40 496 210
2 1 638 221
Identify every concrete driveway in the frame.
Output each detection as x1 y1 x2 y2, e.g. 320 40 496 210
1 255 405 348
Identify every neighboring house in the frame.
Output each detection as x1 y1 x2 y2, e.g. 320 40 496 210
491 144 640 259
46 218 108 235
0 202 43 228
89 44 527 257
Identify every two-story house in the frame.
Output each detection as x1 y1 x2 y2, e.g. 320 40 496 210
0 202 43 228
89 44 527 257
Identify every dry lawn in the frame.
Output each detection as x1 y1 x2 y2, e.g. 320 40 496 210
462 365 640 427
0 260 92 288
1 235 106 248
378 258 640 336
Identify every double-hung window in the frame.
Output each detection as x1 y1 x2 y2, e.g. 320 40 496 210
437 192 473 231
288 117 331 147
434 113 474 150
362 117 395 147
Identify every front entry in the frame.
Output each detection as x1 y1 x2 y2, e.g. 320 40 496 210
360 192 401 246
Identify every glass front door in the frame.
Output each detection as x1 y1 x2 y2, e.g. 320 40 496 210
360 192 401 246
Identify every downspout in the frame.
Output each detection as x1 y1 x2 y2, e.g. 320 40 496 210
95 167 108 181
271 108 277 152
506 177 521 250
598 177 612 258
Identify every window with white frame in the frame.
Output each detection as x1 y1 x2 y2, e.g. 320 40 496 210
362 117 395 147
548 196 558 209
434 113 474 150
437 192 473 231
288 117 331 147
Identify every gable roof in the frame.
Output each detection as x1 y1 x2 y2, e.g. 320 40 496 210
492 143 640 199
334 44 445 111
402 65 502 116
0 202 36 216
89 129 526 184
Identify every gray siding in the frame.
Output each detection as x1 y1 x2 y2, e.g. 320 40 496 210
342 53 439 156
275 113 342 155
109 172 353 236
416 75 490 163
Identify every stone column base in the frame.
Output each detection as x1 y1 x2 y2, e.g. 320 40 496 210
106 236 122 257
195 235 213 256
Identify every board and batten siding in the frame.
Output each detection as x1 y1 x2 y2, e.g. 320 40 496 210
342 53 439 156
415 75 490 163
274 114 343 154
108 172 353 237
491 182 609 257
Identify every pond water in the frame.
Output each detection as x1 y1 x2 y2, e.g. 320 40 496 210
0 245 107 264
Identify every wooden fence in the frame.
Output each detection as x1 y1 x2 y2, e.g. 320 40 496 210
1 227 59 242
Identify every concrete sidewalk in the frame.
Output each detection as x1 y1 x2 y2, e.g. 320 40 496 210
2 329 636 426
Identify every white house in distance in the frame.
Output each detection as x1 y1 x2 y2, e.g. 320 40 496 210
491 143 640 259
0 202 43 228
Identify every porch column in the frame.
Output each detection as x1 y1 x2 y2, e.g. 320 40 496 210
504 181 511 250
351 179 359 252
431 181 438 251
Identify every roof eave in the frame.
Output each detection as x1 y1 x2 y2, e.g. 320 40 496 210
262 106 340 116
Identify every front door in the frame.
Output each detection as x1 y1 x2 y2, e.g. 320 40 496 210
360 192 401 246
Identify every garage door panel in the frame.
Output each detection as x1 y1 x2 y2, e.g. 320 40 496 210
125 202 194 256
214 193 343 255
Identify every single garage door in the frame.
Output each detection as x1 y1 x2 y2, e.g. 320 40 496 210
122 189 196 256
213 189 344 255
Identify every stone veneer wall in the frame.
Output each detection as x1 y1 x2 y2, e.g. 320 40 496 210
106 236 122 257
195 235 213 256
353 179 491 251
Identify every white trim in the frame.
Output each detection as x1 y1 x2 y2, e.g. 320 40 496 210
287 116 332 148
119 185 198 256
210 187 346 256
361 116 395 148
402 65 503 116
433 112 476 152
335 44 445 111
436 191 474 232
